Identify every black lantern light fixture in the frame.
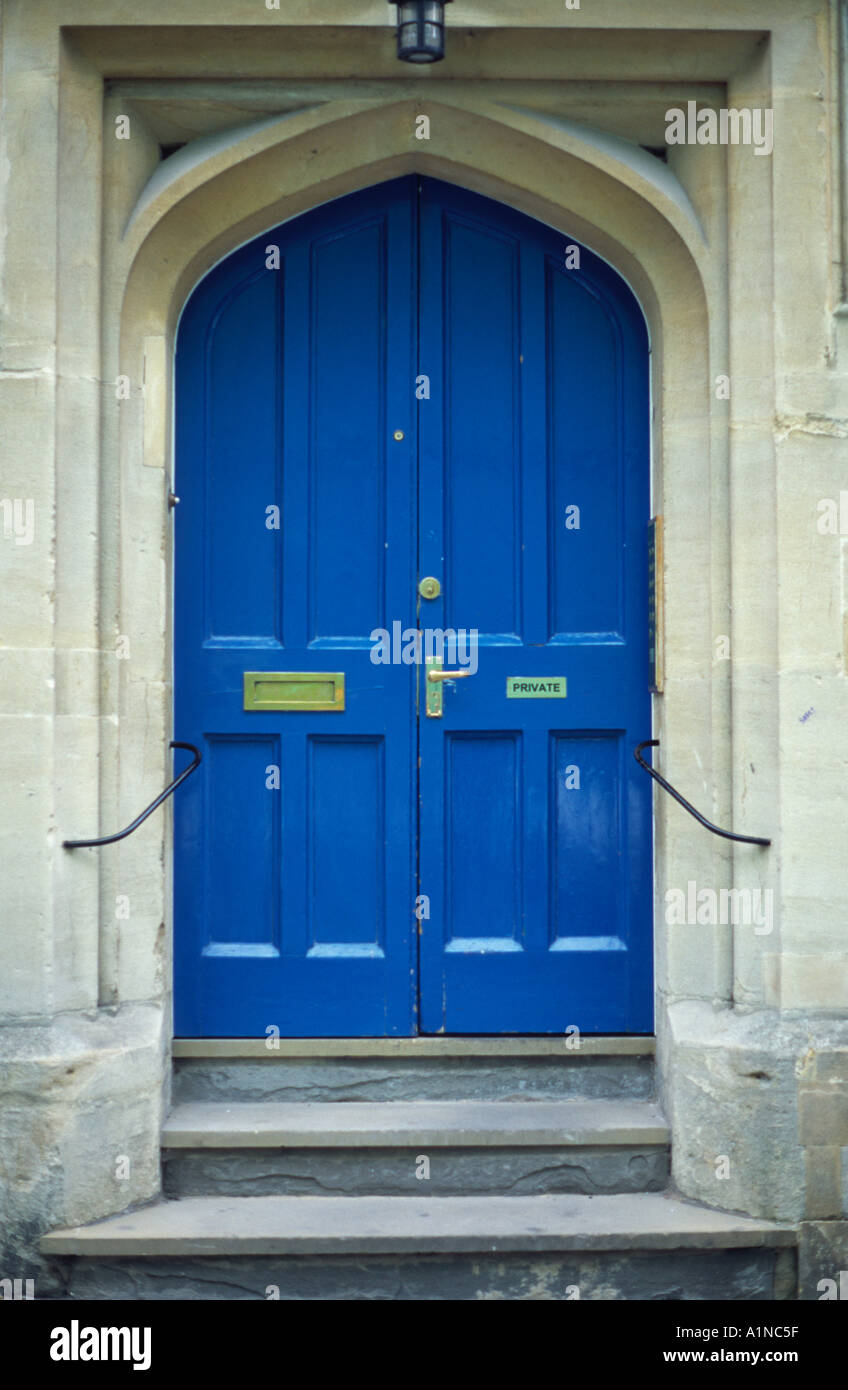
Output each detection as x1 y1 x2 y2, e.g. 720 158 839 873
391 2 453 64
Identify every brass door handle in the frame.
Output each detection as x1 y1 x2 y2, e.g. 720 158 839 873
425 659 473 717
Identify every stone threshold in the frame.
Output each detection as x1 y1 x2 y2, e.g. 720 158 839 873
172 1036 656 1059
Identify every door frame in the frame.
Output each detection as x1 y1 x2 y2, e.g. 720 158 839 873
169 172 655 1037
110 100 729 1051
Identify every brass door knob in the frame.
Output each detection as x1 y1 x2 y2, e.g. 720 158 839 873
418 576 441 600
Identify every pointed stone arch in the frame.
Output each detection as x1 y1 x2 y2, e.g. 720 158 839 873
111 93 730 1053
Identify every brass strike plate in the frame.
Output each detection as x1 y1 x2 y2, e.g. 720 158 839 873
648 516 664 694
243 672 345 712
425 656 443 717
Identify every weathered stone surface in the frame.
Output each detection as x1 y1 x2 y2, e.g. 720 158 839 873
663 1003 848 1223
798 1090 848 1148
803 1148 844 1221
797 1220 848 1301
172 1054 656 1104
0 1005 166 1287
163 1145 670 1199
51 1248 794 1302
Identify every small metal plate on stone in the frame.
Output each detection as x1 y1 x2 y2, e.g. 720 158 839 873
243 672 345 712
506 677 567 698
648 515 664 694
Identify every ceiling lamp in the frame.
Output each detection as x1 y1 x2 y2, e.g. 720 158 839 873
391 2 453 64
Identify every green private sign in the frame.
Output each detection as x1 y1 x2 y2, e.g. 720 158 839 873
506 676 567 699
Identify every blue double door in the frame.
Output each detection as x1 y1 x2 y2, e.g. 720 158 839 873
174 176 653 1037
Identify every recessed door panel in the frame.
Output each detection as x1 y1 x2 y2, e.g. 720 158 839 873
442 216 522 639
202 735 280 955
307 736 386 956
204 267 282 645
548 266 625 640
445 733 522 950
550 731 623 948
310 220 390 642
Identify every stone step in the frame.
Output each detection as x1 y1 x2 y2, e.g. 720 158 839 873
41 1193 796 1301
161 1098 670 1196
163 1097 669 1147
172 1037 656 1104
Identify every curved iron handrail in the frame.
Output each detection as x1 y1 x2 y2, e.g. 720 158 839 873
63 741 201 849
634 739 771 847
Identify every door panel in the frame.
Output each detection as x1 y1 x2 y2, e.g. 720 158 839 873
174 181 417 1036
445 733 523 950
439 215 522 638
417 180 652 1033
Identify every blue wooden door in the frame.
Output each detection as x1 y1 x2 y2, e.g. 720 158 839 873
417 181 652 1033
174 181 418 1036
174 176 652 1037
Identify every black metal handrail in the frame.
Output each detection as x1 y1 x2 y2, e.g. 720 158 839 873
634 740 771 846
63 741 201 849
